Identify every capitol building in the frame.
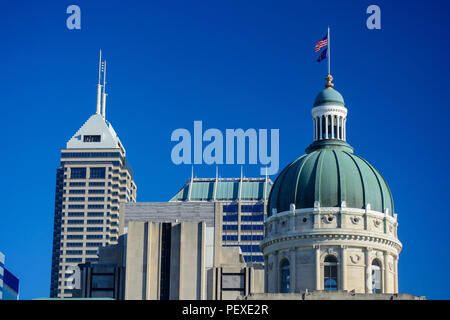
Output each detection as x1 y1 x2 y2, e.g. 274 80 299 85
256 75 422 299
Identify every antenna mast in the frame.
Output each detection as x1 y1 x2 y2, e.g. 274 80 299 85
101 60 107 118
96 50 102 114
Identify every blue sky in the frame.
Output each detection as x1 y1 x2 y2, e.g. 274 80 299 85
0 0 449 299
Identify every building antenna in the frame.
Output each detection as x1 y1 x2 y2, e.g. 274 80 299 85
96 50 102 114
101 60 107 119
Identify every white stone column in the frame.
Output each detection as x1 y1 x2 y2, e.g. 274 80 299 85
313 118 316 141
343 118 347 140
319 116 323 140
338 116 341 139
394 256 398 293
341 245 347 291
331 115 335 139
290 248 296 293
264 255 268 293
365 248 372 294
325 115 328 139
383 251 389 293
315 118 318 141
274 251 280 292
314 245 321 290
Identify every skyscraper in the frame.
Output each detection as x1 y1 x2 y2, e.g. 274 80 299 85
49 52 137 298
0 251 20 300
169 175 272 263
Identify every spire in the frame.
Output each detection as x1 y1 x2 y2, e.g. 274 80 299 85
325 74 334 88
101 60 107 119
96 50 102 115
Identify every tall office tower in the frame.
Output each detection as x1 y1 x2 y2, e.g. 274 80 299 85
0 251 20 300
170 176 272 263
49 52 137 298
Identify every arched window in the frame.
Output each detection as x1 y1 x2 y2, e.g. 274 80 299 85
280 259 290 293
324 255 338 290
371 259 382 294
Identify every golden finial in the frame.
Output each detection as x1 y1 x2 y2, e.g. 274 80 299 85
325 74 334 88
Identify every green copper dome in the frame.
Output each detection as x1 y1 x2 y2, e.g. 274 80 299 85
314 87 345 107
268 142 394 217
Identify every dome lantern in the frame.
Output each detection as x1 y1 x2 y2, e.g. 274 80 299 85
312 74 347 143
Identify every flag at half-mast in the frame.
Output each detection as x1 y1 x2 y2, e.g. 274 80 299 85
314 33 328 53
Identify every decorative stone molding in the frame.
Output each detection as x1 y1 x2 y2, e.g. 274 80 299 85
349 254 362 264
280 250 289 260
267 206 397 225
311 105 348 117
261 232 402 253
376 251 384 260
373 219 381 228
290 203 296 212
350 216 360 225
322 214 335 224
320 247 338 262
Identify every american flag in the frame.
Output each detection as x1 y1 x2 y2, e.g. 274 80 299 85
315 34 328 53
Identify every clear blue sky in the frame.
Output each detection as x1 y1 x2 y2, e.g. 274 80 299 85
0 0 449 299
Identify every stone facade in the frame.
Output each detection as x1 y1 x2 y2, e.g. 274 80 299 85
261 203 401 294
241 291 424 300
124 217 265 300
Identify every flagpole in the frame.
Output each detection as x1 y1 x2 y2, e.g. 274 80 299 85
328 26 331 76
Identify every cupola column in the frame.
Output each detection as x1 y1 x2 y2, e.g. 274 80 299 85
344 118 347 140
319 117 323 140
313 118 317 140
331 115 335 139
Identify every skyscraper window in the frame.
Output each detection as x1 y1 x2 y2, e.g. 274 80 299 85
83 135 101 142
71 168 86 179
90 167 106 179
